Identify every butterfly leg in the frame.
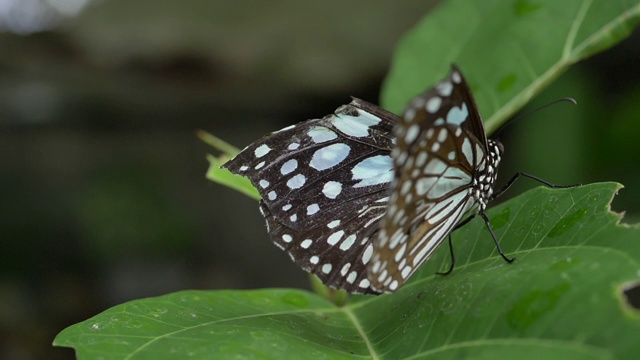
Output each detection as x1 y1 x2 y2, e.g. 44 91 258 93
436 215 476 276
492 172 581 200
479 212 515 264
436 235 455 276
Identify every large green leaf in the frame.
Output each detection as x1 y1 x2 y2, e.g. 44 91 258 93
381 0 640 134
56 1 640 358
54 183 640 359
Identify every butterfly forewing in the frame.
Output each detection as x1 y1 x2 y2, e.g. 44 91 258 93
223 99 400 293
368 67 491 293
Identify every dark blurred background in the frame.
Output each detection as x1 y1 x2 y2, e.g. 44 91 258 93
0 1 638 359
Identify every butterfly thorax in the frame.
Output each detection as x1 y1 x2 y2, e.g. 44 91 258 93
473 139 503 212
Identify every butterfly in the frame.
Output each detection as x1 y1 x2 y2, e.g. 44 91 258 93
222 65 575 294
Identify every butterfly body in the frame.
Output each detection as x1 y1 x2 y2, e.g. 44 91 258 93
224 66 506 294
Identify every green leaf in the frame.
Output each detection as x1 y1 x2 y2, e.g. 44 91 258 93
54 183 640 359
381 0 640 134
198 130 260 200
205 154 260 201
197 129 241 157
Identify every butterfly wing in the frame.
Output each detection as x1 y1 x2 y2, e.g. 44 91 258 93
223 99 399 293
368 66 490 293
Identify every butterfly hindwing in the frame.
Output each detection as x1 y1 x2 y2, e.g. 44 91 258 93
223 99 399 293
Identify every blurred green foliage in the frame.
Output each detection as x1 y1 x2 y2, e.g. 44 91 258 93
73 165 195 261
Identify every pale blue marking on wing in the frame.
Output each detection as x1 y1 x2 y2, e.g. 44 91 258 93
446 103 469 125
332 109 381 137
351 155 393 188
307 126 338 143
309 143 351 171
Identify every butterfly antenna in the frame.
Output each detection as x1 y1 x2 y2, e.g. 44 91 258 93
492 97 577 139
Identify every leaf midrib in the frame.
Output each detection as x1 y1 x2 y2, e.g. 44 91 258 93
341 305 381 360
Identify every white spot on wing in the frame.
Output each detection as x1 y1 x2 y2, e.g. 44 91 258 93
404 108 416 122
347 271 357 284
327 230 344 245
307 203 320 215
322 264 332 274
437 128 448 143
341 263 351 276
300 239 312 249
461 138 473 165
452 71 462 84
426 97 442 113
400 180 413 195
254 144 271 158
389 280 399 291
351 155 393 188
287 174 306 189
362 244 373 264
327 220 340 228
307 126 338 143
339 235 356 251
281 159 298 175
359 278 370 288
394 243 407 262
446 103 469 125
332 109 381 137
401 266 412 279
322 181 342 199
437 81 453 96
310 143 351 171
405 124 419 143
415 151 428 167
